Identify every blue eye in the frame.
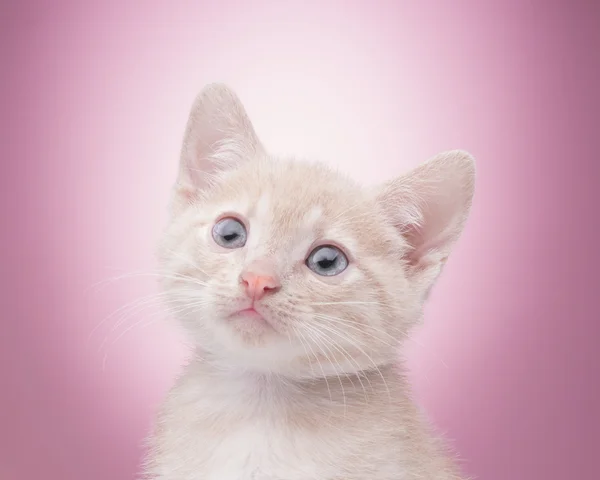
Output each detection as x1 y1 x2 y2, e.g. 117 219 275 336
212 217 247 249
306 245 348 276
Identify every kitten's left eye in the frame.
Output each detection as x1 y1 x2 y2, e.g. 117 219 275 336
212 217 247 249
306 245 348 276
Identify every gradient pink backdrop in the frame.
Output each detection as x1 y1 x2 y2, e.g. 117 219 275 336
2 1 599 479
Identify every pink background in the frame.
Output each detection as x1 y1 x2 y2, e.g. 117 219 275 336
2 1 599 479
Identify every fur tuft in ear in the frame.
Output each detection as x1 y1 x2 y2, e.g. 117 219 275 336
376 150 475 288
175 83 263 206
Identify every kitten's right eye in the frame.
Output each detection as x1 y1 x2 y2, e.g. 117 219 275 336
306 245 348 276
212 217 247 249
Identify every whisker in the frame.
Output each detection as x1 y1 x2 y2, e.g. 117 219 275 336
308 320 392 403
312 313 399 347
97 298 173 356
301 323 370 403
292 326 332 403
301 325 347 414
100 298 210 370
309 301 381 306
290 326 317 379
88 270 212 294
306 323 374 397
164 249 211 277
313 313 450 370
88 286 203 345
88 289 189 343
105 289 200 337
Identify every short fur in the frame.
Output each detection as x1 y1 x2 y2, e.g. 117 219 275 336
144 84 475 480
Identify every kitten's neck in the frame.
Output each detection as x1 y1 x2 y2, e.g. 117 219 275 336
189 349 407 407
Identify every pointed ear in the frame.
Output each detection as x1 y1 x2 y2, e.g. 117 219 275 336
175 83 263 204
376 150 475 287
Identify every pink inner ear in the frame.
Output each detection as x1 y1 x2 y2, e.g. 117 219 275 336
403 223 430 269
177 84 261 195
404 224 449 269
379 150 475 272
403 224 423 267
400 200 457 270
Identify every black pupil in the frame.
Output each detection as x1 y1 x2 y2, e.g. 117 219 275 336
317 249 338 269
220 220 241 242
318 258 336 269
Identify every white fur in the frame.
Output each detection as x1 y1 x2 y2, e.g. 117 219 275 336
144 84 475 480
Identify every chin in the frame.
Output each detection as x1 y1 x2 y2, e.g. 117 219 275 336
201 312 299 373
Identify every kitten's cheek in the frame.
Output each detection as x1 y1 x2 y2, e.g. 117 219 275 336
202 227 223 253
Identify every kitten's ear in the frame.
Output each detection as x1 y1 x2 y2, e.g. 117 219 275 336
176 83 262 202
376 150 475 287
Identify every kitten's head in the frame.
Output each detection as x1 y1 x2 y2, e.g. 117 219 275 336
158 84 475 378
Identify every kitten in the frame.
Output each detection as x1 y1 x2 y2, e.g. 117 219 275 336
144 84 475 480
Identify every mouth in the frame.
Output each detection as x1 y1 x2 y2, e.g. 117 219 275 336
234 307 264 321
226 305 275 330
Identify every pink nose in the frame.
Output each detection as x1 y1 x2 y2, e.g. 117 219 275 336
240 271 281 300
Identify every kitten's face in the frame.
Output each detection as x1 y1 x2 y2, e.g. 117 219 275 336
160 158 414 376
158 84 475 377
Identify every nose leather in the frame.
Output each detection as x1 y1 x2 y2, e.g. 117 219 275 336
240 260 281 300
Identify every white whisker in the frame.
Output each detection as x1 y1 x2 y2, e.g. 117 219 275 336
312 313 399 347
100 298 210 370
309 301 381 306
301 325 347 414
308 319 392 403
292 326 332 403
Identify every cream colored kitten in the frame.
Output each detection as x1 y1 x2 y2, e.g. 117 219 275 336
144 84 475 480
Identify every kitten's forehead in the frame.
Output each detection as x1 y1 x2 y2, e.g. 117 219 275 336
248 198 326 262
252 191 272 222
301 206 323 231
205 157 376 259
224 159 357 216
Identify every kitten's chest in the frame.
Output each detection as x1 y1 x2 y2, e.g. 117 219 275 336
172 421 339 480
150 369 406 480
154 414 407 480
